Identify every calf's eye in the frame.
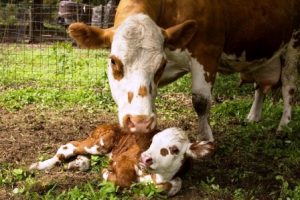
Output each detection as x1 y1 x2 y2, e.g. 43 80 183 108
169 145 179 155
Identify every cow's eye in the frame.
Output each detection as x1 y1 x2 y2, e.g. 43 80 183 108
109 55 124 80
111 59 116 65
169 145 179 155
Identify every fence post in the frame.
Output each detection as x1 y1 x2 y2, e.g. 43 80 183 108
30 0 43 43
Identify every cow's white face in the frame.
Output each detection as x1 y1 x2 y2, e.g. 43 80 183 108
68 14 198 133
108 14 166 133
140 128 190 178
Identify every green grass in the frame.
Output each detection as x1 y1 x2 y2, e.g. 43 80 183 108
0 42 108 88
1 42 300 199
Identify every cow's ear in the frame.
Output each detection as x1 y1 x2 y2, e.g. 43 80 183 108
186 141 215 159
68 23 114 49
163 20 198 50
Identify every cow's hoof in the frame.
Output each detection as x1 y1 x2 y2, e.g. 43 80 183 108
246 114 261 122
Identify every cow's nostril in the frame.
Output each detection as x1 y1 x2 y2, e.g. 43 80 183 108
123 115 156 132
124 115 135 129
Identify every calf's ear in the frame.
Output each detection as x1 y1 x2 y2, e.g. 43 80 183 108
163 20 198 50
68 23 114 49
186 141 215 160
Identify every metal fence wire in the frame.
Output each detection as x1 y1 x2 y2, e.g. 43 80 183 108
0 1 117 88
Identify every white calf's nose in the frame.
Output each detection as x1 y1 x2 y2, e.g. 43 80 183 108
141 154 153 167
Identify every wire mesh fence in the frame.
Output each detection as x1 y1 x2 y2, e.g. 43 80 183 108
0 1 117 89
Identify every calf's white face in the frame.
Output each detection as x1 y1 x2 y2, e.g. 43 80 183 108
141 128 189 175
108 14 166 133
140 128 215 180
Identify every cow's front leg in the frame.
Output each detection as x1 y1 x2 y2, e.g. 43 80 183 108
190 58 214 142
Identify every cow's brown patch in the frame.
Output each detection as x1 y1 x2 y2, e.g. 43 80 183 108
154 59 167 84
57 154 65 161
169 145 179 155
63 146 68 150
138 86 148 97
160 148 169 156
110 55 124 81
128 92 134 103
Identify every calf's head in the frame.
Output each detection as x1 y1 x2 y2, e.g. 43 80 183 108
140 128 215 178
68 14 197 133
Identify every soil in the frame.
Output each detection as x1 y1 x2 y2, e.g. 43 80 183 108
0 106 207 200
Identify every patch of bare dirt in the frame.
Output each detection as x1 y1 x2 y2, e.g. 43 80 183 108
0 106 116 165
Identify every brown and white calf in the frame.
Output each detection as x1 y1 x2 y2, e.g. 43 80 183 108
68 0 300 141
137 127 215 196
30 124 214 196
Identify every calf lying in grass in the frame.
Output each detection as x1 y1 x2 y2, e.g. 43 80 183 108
30 124 214 196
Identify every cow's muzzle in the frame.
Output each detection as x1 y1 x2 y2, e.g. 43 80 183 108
123 114 156 133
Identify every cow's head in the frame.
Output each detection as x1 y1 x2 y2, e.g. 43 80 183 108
139 128 215 178
68 14 197 133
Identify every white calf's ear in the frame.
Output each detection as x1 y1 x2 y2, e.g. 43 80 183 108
186 141 215 159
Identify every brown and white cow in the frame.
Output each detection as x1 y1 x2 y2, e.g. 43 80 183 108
68 0 300 141
30 124 214 196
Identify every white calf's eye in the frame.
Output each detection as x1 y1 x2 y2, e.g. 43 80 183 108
169 145 179 155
